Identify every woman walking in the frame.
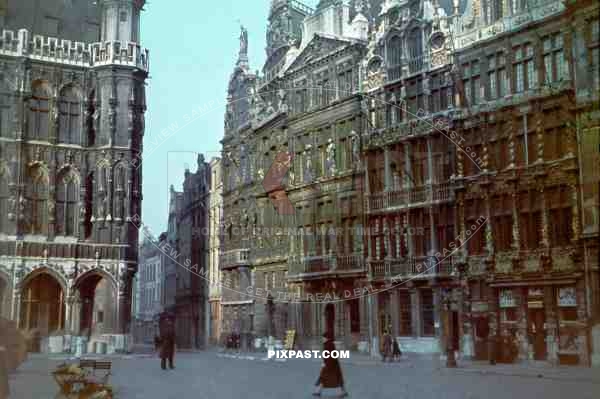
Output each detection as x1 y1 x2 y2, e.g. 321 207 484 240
313 332 348 397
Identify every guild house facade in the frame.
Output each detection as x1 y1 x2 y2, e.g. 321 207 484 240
219 0 599 366
0 0 148 353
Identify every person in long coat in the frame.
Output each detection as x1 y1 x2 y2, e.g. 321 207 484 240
392 337 402 362
313 332 348 397
381 331 393 362
158 320 176 370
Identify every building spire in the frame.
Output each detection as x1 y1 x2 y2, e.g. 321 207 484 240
237 24 249 68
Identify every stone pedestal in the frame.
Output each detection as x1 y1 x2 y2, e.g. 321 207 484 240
591 324 600 367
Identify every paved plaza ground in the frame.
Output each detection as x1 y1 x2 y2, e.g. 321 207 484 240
7 350 600 399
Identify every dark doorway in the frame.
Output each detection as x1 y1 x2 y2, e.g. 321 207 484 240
451 311 460 351
528 308 546 360
19 273 65 352
473 316 490 360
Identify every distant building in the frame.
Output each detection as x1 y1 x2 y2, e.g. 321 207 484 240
207 157 223 345
175 155 210 349
163 187 183 317
134 235 165 344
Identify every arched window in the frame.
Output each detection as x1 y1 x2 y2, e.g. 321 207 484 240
0 168 9 231
0 80 12 138
26 166 48 234
28 82 50 141
387 35 403 81
56 172 79 236
407 29 423 73
58 86 81 144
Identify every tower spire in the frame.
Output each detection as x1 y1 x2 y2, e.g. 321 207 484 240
237 24 249 69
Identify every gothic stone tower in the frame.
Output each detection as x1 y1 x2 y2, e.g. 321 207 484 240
0 0 148 353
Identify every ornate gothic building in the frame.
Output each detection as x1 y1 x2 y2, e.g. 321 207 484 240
0 0 148 353
220 0 598 365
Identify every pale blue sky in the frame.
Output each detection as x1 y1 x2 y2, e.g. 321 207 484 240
141 0 320 234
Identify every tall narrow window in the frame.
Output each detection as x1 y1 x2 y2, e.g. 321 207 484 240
58 86 81 144
28 82 50 140
27 166 48 234
519 190 542 250
0 169 8 231
0 81 11 138
543 33 568 84
399 290 412 336
84 172 93 238
421 289 435 336
547 186 573 247
114 166 126 220
87 91 96 146
56 173 79 236
408 29 423 74
388 35 403 81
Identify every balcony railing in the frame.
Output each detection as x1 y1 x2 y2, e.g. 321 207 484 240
287 252 366 278
219 248 250 269
250 245 288 263
369 255 456 280
366 183 453 212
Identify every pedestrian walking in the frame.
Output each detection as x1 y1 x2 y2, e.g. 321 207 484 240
158 319 176 370
313 332 348 397
381 330 393 362
392 337 402 362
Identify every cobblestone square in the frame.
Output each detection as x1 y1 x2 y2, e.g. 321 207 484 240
8 352 600 399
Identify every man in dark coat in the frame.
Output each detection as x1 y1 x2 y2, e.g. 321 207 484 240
313 332 348 397
392 337 402 361
157 319 176 370
381 331 393 362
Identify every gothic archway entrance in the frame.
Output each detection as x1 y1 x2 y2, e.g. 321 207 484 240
74 272 116 337
19 272 65 352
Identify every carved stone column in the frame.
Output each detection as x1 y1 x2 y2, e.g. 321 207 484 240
570 183 580 242
510 191 520 251
404 143 412 190
539 185 550 249
480 192 493 257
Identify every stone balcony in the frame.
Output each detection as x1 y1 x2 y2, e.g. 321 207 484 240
368 255 456 281
0 29 149 72
287 252 367 281
494 247 578 275
365 183 453 214
219 248 250 270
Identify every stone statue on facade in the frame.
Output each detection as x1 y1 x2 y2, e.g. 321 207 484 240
326 138 336 176
303 145 313 183
351 131 361 168
277 89 287 113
